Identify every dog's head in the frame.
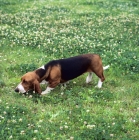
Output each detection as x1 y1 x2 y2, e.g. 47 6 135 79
15 72 41 94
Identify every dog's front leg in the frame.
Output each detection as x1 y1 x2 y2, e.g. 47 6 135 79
41 80 60 95
41 87 54 95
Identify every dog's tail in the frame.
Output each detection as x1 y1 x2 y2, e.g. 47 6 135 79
103 65 110 70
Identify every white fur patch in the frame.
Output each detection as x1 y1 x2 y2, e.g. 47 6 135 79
40 80 48 85
62 81 69 86
103 65 110 70
41 87 54 95
86 73 93 83
97 79 103 88
39 65 45 70
17 83 26 93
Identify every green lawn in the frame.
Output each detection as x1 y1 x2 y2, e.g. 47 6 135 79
0 0 139 139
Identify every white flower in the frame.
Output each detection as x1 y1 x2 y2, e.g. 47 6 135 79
34 130 38 133
20 130 25 135
61 92 64 95
65 125 68 129
3 111 7 114
29 95 32 98
84 121 87 125
70 136 74 140
87 125 95 129
76 105 79 108
9 135 13 139
110 134 114 137
19 118 22 122
38 125 41 128
12 120 16 123
60 126 63 130
39 120 43 123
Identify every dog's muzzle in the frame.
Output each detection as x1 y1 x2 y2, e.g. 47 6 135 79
15 88 19 92
15 83 26 93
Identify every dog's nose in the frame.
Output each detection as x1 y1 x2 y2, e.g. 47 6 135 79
15 88 19 92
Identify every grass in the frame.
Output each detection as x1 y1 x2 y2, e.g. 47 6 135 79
0 0 139 139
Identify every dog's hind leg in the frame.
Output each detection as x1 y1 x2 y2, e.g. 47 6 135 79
96 65 109 88
86 72 93 83
93 65 105 88
97 78 103 88
96 72 105 88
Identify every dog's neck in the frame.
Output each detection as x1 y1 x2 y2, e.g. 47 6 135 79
35 68 46 79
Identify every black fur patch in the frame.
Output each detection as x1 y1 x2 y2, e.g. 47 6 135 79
36 68 46 78
47 56 91 81
36 55 92 81
59 56 91 80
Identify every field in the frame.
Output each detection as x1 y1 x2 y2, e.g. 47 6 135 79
0 0 139 139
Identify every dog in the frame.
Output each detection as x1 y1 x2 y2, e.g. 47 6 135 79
15 54 109 95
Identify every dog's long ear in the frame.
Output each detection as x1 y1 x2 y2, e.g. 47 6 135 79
34 79 41 94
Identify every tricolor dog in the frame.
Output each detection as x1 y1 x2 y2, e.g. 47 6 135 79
15 54 109 95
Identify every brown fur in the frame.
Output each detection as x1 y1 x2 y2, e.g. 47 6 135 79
21 72 41 94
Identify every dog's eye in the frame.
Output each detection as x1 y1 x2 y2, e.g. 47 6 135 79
23 80 28 84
